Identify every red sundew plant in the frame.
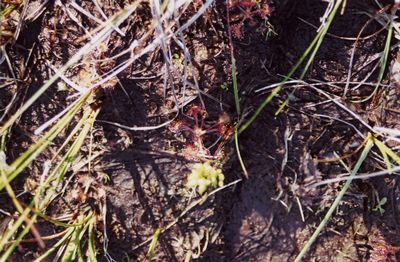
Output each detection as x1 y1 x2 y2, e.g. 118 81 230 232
169 105 234 162
369 244 400 262
230 23 245 40
227 0 273 39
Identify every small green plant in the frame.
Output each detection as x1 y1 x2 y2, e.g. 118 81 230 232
220 82 229 91
373 195 387 215
187 162 224 195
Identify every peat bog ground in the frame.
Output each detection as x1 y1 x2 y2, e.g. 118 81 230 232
1 0 400 261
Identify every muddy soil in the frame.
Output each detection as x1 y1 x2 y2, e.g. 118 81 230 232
1 0 400 261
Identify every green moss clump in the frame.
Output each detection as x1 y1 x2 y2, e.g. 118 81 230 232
186 162 224 195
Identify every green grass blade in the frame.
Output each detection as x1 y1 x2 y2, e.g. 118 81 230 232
0 206 31 252
294 136 373 261
239 86 280 134
372 136 400 170
0 168 36 258
0 213 38 262
38 108 99 210
51 110 90 161
229 51 248 176
356 16 393 103
0 4 17 17
0 106 99 260
234 127 248 177
239 0 344 133
33 227 75 262
146 228 161 262
87 215 97 261
374 139 392 173
61 223 83 262
0 92 91 191
231 57 241 115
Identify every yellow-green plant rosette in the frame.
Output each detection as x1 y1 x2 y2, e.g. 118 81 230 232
187 162 224 195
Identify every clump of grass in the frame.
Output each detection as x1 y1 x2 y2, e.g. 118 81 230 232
0 100 100 261
33 212 97 262
0 3 141 261
0 0 229 260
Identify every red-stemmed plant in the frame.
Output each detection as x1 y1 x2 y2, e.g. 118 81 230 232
169 105 233 162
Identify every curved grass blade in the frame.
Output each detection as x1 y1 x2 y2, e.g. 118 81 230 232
87 215 97 261
146 228 161 262
33 227 75 262
61 213 93 262
355 10 393 103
